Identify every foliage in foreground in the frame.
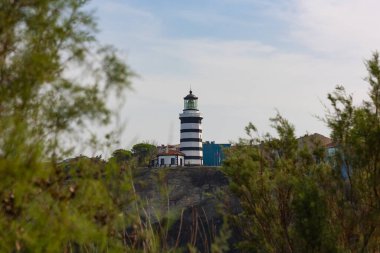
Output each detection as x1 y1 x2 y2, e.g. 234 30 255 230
223 52 380 252
0 1 169 252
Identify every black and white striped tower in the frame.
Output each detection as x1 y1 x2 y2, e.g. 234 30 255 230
179 90 203 166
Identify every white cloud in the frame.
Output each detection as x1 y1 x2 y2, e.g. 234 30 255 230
289 0 380 58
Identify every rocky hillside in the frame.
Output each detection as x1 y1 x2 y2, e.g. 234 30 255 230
132 166 241 252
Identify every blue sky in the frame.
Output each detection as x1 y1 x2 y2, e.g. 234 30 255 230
131 0 288 41
88 0 380 150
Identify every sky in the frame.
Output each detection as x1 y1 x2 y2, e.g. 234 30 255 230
89 0 380 148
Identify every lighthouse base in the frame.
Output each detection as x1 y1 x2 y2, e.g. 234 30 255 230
184 158 203 166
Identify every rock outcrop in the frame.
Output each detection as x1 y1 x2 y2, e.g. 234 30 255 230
132 166 241 252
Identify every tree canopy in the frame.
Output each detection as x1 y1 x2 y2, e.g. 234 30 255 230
111 149 133 163
132 143 157 167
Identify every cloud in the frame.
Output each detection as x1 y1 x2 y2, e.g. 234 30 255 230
289 0 380 58
89 0 374 147
121 37 367 145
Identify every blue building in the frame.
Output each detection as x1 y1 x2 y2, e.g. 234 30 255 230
202 141 231 166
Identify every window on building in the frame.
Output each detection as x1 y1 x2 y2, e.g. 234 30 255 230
171 158 175 165
160 158 164 165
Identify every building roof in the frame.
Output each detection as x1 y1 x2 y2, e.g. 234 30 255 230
184 90 198 100
157 150 185 156
297 133 332 149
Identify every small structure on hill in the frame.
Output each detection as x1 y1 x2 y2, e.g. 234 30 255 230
154 150 185 167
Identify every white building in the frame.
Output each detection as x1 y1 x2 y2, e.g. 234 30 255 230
179 90 203 165
155 150 185 167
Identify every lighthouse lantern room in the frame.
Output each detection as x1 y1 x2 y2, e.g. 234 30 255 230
179 90 203 166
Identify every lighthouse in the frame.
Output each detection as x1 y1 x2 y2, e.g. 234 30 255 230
179 90 203 166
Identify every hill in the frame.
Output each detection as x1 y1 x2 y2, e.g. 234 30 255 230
132 166 241 252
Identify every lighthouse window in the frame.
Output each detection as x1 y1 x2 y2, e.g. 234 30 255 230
185 99 197 110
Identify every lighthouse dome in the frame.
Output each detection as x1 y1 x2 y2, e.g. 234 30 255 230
184 90 198 100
